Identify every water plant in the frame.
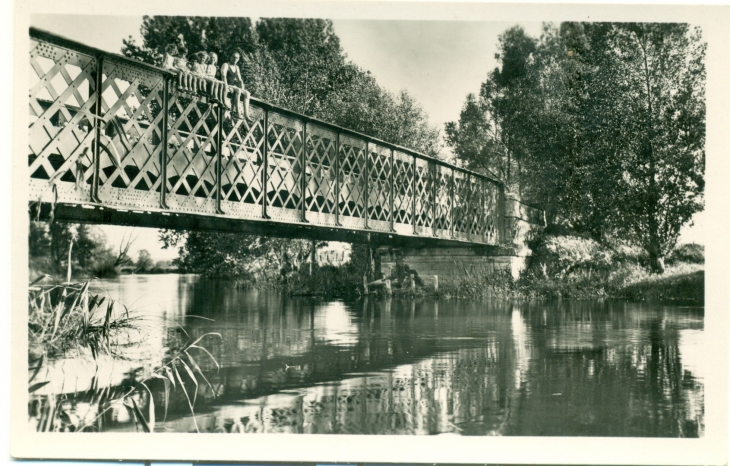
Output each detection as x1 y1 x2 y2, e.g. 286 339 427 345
28 276 222 433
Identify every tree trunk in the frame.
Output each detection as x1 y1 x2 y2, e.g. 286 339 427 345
648 243 665 274
639 30 663 276
309 239 316 275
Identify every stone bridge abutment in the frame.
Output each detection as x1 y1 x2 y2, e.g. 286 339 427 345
378 193 545 284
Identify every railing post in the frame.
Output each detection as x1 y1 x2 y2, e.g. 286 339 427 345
412 154 417 235
479 178 489 243
301 120 308 223
335 132 341 226
466 173 472 240
90 54 104 203
215 104 224 214
389 148 395 232
262 108 270 219
363 141 369 229
160 74 170 209
450 169 456 239
432 163 438 237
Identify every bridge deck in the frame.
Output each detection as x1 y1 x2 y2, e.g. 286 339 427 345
26 28 535 247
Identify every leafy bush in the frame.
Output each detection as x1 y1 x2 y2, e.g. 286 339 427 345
285 264 362 297
666 243 704 265
530 234 614 278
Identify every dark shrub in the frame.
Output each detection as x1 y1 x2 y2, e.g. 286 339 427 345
666 243 704 265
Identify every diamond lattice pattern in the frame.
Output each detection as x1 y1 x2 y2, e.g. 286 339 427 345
415 161 433 227
220 114 264 205
393 154 414 225
166 93 219 202
305 130 337 214
338 141 366 218
368 146 391 222
29 40 98 190
97 59 165 199
434 166 452 232
266 119 303 210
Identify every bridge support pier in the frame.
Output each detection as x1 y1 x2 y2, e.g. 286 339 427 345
377 245 528 285
377 193 545 285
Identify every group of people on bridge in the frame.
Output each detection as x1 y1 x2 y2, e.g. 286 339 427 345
157 39 252 121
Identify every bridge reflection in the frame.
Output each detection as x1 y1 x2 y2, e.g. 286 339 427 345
64 279 702 437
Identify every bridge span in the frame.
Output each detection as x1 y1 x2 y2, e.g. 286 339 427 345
27 28 543 275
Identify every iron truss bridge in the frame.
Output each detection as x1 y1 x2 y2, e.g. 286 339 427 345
27 28 538 247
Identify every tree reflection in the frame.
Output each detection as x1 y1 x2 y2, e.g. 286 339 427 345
48 277 703 436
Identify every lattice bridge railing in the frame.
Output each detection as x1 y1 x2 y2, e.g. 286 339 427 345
28 28 505 246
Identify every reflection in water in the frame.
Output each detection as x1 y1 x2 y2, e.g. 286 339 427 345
40 275 703 437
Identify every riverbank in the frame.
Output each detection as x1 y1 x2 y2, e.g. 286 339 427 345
289 237 705 305
437 262 703 304
438 237 704 305
263 259 703 305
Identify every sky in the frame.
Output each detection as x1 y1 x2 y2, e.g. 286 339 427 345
29 15 705 260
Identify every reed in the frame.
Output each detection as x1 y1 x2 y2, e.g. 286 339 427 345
28 276 222 433
28 277 139 359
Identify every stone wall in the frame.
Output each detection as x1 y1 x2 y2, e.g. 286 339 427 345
378 193 545 283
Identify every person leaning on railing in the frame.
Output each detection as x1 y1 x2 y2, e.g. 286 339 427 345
159 44 177 70
220 51 251 120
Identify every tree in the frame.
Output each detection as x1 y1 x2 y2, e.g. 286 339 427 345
112 231 136 269
446 26 537 189
597 24 705 272
28 221 127 278
136 250 154 272
448 22 705 273
160 230 312 280
122 16 257 66
445 91 506 180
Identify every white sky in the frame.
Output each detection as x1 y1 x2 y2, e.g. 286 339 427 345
29 15 704 260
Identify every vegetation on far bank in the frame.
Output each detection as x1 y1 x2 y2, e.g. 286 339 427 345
185 229 704 305
439 235 704 305
29 220 176 281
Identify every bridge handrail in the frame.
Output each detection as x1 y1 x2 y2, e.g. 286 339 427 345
29 26 516 246
29 26 504 189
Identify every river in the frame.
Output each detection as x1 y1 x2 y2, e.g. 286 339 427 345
36 274 704 437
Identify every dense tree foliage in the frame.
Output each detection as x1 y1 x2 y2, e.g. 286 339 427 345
447 22 705 273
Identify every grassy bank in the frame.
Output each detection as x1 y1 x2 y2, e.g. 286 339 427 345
438 263 704 305
230 236 704 305
440 238 704 305
616 265 704 305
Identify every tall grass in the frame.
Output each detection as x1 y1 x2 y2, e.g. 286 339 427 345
28 277 139 359
28 276 222 433
440 266 518 300
443 236 705 304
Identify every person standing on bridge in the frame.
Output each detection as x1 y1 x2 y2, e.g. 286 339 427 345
220 51 251 121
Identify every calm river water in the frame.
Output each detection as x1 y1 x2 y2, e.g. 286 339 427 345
82 274 703 436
